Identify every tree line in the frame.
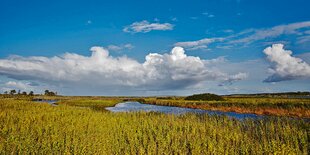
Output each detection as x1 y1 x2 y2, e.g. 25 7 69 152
184 93 224 101
1 90 57 96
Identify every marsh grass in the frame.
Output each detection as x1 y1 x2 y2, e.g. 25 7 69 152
143 97 310 118
0 98 308 154
58 99 121 111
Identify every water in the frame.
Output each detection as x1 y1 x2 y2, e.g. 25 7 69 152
106 102 261 119
33 99 58 106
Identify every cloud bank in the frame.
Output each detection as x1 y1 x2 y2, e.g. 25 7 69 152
263 44 310 82
123 20 173 33
0 47 246 91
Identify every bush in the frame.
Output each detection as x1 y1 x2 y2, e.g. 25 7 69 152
184 93 224 101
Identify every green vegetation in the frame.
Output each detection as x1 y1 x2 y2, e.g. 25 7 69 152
44 90 57 96
184 93 224 101
58 98 121 111
0 98 308 154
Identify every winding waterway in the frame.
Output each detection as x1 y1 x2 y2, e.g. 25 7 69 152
106 102 261 119
33 99 58 106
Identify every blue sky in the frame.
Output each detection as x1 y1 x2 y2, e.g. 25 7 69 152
0 0 309 95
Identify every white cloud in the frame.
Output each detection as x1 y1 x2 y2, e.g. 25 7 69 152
227 72 248 83
107 43 134 51
124 43 134 49
123 20 173 33
0 47 246 91
223 29 234 33
1 81 39 93
171 17 178 22
190 17 198 20
174 21 310 51
263 44 310 82
229 21 310 44
107 45 122 51
5 81 29 90
174 38 223 50
297 35 310 44
219 73 248 86
202 12 214 18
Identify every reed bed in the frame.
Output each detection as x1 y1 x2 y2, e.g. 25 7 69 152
143 97 310 118
0 98 308 154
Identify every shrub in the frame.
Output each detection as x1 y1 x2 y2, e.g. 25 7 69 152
184 93 224 101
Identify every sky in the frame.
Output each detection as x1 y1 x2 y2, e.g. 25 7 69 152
0 0 310 96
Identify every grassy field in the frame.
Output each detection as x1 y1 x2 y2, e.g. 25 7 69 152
0 98 309 154
142 97 310 118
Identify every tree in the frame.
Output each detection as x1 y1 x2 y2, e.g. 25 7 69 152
17 90 21 95
29 91 34 96
22 91 27 95
4 91 8 94
184 93 224 101
9 90 16 95
44 90 56 96
44 90 50 95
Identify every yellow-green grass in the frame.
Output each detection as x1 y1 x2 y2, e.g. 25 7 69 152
0 98 308 154
142 97 310 118
57 99 121 111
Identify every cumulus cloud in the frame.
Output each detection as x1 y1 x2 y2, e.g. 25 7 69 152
107 43 134 51
174 38 223 50
123 20 173 33
0 47 246 91
263 44 310 82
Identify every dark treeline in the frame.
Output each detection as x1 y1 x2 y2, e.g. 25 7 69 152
184 93 224 101
1 89 57 96
2 90 34 96
44 90 57 96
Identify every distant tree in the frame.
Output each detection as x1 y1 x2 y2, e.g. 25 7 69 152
44 90 56 96
9 90 16 95
22 91 27 95
4 91 8 94
184 93 224 101
44 90 49 95
29 91 34 96
17 90 21 95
